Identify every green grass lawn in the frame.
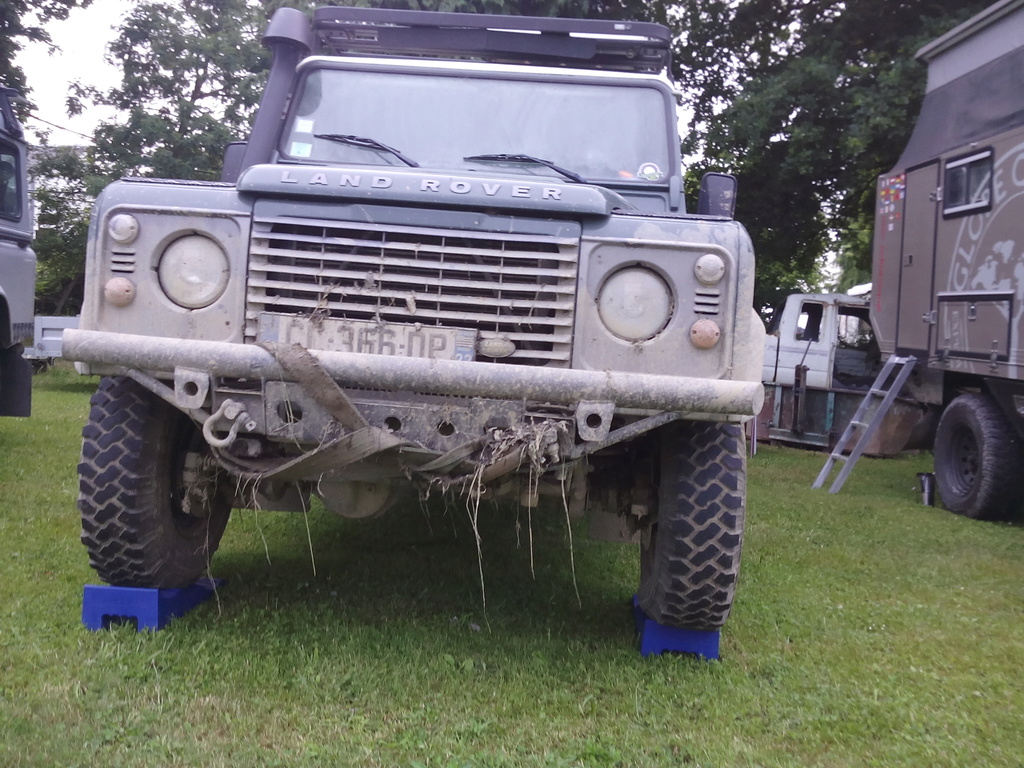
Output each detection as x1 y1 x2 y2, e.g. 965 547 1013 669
1 369 1021 767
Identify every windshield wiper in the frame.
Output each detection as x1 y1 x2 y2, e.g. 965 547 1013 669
463 153 587 184
314 134 419 167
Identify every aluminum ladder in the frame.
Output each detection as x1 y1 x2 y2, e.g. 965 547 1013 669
812 355 917 493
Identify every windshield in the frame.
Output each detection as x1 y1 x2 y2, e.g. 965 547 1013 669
282 66 673 184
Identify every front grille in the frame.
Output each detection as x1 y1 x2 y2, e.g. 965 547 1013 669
246 215 579 366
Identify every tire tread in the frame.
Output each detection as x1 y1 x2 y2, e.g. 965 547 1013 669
78 376 230 587
638 421 746 630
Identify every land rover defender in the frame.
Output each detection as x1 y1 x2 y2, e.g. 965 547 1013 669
64 7 765 630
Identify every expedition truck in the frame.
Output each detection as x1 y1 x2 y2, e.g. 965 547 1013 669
63 7 765 631
872 0 1024 520
758 291 933 456
0 85 35 419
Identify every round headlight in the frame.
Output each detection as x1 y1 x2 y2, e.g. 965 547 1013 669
598 267 673 341
158 235 230 309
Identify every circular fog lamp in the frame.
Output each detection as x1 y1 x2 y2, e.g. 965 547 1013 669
104 277 136 308
690 318 722 349
108 213 139 245
598 268 672 341
158 235 230 309
694 252 726 285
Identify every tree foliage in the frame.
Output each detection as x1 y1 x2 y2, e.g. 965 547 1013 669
0 0 91 97
673 0 991 315
70 0 269 180
30 145 106 314
31 0 269 314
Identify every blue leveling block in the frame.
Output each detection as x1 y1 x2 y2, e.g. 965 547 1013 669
632 596 720 660
82 578 224 632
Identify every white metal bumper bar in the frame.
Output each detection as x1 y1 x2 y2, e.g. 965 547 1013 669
64 329 764 417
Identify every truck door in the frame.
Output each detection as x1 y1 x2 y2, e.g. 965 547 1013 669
931 148 1008 369
895 162 940 355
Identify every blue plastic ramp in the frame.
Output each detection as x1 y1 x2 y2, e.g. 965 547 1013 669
632 596 720 660
82 578 223 631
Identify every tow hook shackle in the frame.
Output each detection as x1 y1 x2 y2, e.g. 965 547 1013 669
203 399 257 448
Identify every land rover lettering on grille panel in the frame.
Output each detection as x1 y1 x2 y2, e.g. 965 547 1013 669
246 216 579 366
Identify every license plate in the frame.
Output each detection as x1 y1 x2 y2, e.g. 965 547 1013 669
258 313 476 362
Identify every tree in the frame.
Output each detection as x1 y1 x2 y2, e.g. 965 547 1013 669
30 145 104 314
71 0 269 181
0 0 91 97
30 0 270 318
673 0 992 316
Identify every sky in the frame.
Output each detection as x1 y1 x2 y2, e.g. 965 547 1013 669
15 0 134 144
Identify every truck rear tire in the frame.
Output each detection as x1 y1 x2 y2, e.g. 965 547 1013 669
638 421 745 630
933 392 1023 521
78 376 232 588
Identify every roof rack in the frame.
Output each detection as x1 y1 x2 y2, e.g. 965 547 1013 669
310 7 671 74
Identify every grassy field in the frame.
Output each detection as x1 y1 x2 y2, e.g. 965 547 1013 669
1 368 1021 767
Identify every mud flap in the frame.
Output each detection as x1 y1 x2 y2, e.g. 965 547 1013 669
0 344 31 417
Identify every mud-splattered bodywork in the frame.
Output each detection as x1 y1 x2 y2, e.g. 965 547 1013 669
66 7 764 539
67 174 763 518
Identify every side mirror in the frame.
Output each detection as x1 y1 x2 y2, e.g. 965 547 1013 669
697 172 737 218
0 86 24 140
220 141 247 183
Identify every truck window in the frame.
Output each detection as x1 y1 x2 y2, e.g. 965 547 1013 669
836 306 875 350
943 149 992 218
766 301 786 334
796 301 823 342
282 66 672 184
0 144 20 220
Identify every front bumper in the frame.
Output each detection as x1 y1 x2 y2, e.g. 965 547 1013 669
64 329 764 417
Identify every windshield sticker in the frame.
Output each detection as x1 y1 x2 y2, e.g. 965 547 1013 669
294 118 315 134
637 163 663 181
290 142 312 158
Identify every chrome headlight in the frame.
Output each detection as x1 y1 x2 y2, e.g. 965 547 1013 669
597 267 673 341
157 235 230 309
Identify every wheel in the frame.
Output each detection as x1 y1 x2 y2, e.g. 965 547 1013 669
638 420 746 630
933 392 1023 521
78 376 233 587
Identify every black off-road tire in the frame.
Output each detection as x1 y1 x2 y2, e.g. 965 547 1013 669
638 421 745 631
78 376 233 588
934 393 1024 521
